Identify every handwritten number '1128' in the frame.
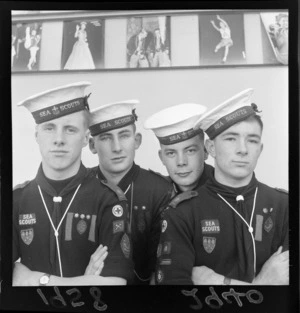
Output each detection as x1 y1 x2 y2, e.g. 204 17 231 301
37 286 108 311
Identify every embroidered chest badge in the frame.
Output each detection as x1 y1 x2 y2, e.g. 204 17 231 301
161 220 168 233
121 233 130 258
19 213 36 225
201 220 220 234
112 205 123 217
264 217 274 233
77 219 87 235
20 228 34 245
203 236 216 253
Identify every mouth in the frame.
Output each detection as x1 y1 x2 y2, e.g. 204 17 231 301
233 161 249 166
51 150 68 154
176 172 192 178
111 156 126 162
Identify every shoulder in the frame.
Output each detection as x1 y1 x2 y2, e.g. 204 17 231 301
258 182 289 200
13 180 31 192
143 168 172 185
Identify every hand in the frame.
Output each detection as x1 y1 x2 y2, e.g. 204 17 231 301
84 244 108 276
13 262 43 286
192 266 224 285
253 246 289 285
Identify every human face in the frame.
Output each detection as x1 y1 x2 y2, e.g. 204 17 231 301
90 125 141 178
35 111 89 180
159 135 207 192
206 119 263 187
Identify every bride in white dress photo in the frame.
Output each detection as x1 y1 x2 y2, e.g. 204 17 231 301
64 21 95 70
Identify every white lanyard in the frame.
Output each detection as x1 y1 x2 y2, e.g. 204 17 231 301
217 187 258 275
37 184 81 277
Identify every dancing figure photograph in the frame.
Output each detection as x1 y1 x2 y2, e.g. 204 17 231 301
64 21 96 70
210 15 233 63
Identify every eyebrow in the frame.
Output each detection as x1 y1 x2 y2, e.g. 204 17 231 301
222 132 261 139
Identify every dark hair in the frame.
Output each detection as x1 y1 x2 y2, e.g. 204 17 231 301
245 114 264 132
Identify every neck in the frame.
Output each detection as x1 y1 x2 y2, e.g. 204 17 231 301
214 170 253 188
42 161 81 181
99 165 132 186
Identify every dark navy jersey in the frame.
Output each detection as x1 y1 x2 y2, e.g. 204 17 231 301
13 163 133 281
155 174 288 285
89 163 173 285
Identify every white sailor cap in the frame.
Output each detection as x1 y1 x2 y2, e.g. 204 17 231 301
144 103 207 145
18 81 91 124
89 100 139 136
194 88 261 139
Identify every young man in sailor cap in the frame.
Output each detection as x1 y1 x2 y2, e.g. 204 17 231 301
154 88 289 285
144 103 214 284
13 82 133 286
88 100 173 285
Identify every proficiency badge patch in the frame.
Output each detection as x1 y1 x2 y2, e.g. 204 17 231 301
113 220 124 234
157 269 164 283
160 259 172 266
201 220 220 234
203 236 216 253
112 205 123 217
264 217 274 233
161 220 168 233
121 233 130 258
20 228 34 245
157 244 162 257
77 219 87 235
162 242 171 255
19 213 36 225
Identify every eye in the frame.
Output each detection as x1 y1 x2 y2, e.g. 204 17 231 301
166 151 175 157
225 137 235 141
186 148 196 155
43 125 54 132
249 139 259 144
100 136 110 141
66 127 77 134
120 133 130 139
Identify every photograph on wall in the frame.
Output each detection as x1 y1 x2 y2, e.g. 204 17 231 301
61 19 104 70
11 22 42 72
127 15 171 68
260 12 288 65
199 13 246 66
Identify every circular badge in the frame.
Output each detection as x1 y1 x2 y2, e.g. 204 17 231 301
161 220 168 233
112 205 123 217
157 269 164 284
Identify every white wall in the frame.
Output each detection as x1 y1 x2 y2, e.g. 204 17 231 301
12 66 288 190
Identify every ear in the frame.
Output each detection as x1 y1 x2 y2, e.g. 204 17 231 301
205 139 216 158
259 143 264 155
88 136 97 154
134 132 142 150
204 146 209 161
82 129 90 148
158 149 166 166
34 125 39 143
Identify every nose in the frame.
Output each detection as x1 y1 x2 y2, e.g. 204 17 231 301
237 138 248 155
112 137 122 153
177 151 187 166
54 129 65 146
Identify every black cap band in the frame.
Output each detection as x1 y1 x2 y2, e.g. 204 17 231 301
90 114 136 136
206 106 257 139
157 128 203 145
32 95 90 124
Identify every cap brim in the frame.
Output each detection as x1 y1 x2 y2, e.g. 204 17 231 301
90 99 139 113
194 88 254 130
17 81 91 107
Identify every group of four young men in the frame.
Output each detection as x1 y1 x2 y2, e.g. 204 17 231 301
13 81 288 286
